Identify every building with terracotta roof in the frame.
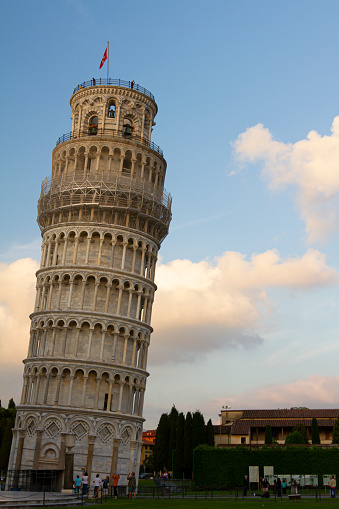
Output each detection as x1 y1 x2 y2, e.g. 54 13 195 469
141 430 156 467
214 408 339 446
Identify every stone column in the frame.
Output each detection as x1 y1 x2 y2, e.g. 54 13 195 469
50 327 57 356
14 429 26 471
32 429 43 469
67 279 74 308
111 333 118 361
139 248 146 276
64 434 75 489
58 433 66 470
85 234 92 263
92 283 99 311
43 375 50 404
111 240 116 268
87 329 94 358
97 238 104 265
127 290 133 317
54 374 62 405
138 388 145 416
56 280 62 308
34 375 41 404
81 376 88 407
109 438 121 480
72 237 79 264
104 285 111 313
117 381 124 412
131 246 137 273
127 440 137 474
136 292 142 320
121 242 128 270
94 377 102 409
80 280 86 309
86 435 97 482
100 331 106 361
106 381 113 411
134 441 143 484
122 334 129 364
116 286 123 315
62 238 68 265
68 375 75 406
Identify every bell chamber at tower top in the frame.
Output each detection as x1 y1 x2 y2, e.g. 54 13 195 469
37 79 172 245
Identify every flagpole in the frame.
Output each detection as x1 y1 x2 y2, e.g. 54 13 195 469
107 41 109 83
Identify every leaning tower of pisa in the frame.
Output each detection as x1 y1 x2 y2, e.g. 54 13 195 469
9 78 171 490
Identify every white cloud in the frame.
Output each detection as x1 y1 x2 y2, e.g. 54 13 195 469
150 248 337 364
227 374 339 410
232 117 339 242
0 259 38 365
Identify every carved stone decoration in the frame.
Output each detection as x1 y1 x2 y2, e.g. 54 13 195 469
26 418 37 437
45 419 61 439
97 423 114 443
70 421 89 441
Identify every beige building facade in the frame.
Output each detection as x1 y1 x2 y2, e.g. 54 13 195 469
214 408 339 447
8 79 171 490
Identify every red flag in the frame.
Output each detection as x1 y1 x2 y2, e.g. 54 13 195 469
99 47 107 69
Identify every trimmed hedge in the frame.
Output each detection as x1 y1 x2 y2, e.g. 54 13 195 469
193 445 339 488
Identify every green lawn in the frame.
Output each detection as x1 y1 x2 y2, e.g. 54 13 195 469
36 497 339 509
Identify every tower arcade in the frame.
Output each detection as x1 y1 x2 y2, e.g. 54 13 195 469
8 78 171 489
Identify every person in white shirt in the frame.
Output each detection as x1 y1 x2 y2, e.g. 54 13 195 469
93 474 101 498
81 472 88 496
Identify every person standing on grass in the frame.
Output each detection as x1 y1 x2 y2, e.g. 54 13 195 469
243 475 248 496
127 472 136 500
329 476 336 498
93 474 101 498
81 472 88 496
74 475 81 494
103 476 109 498
112 472 120 499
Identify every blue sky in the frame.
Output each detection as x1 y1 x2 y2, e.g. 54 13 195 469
1 0 339 427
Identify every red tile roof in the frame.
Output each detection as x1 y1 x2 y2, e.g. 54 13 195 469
239 409 339 419
214 409 339 435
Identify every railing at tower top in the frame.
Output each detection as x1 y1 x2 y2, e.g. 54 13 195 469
56 129 164 157
73 78 155 100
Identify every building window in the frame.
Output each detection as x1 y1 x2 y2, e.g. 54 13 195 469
108 100 116 118
89 116 98 135
241 437 246 444
123 119 133 137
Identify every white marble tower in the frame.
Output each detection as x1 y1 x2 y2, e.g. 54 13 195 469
9 78 171 490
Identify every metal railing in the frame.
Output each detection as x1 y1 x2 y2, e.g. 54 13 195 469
56 129 163 157
73 79 154 100
39 171 171 211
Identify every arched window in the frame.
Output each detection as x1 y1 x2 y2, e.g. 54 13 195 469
123 118 133 137
89 116 98 135
108 100 116 118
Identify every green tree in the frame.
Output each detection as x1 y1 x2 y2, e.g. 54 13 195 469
293 423 309 444
168 406 178 469
265 424 272 444
8 399 16 410
154 413 171 472
311 417 320 444
175 412 185 478
205 419 215 447
183 411 193 478
332 417 339 444
192 410 206 450
285 431 306 444
0 420 13 470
